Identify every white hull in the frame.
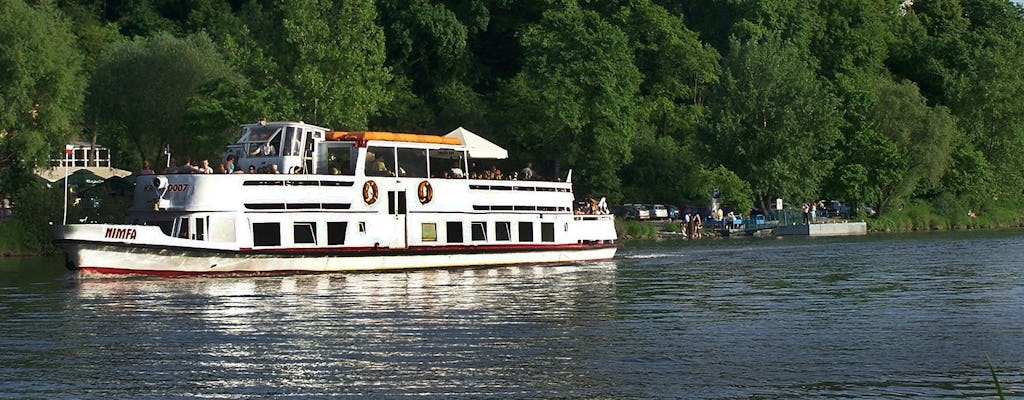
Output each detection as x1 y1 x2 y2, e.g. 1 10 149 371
62 241 617 276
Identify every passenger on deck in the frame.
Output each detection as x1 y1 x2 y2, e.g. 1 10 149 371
247 165 256 174
520 162 536 180
450 162 464 178
199 159 214 174
139 161 155 175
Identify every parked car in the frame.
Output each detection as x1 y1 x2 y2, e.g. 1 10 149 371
612 204 650 220
666 205 680 220
644 204 669 220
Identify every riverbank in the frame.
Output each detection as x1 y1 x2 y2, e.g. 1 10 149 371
616 201 1024 240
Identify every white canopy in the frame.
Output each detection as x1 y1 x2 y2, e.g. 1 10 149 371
444 127 508 159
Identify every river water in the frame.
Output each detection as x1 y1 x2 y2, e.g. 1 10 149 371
1 231 1022 398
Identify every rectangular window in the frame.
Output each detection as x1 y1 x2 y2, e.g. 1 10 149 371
327 222 347 245
446 221 463 243
496 221 511 241
195 217 206 241
252 222 281 246
518 221 533 242
293 222 316 244
422 223 437 242
471 221 487 241
397 148 428 178
541 222 555 242
366 146 396 177
177 217 190 239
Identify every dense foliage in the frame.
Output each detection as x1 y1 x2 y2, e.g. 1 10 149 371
2 0 1024 218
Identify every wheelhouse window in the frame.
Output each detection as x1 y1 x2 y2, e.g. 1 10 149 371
252 222 281 246
246 125 281 157
496 221 511 241
518 221 533 242
327 222 347 245
210 216 235 243
397 148 428 178
471 222 487 241
366 146 396 177
282 126 303 156
293 222 316 244
446 221 463 243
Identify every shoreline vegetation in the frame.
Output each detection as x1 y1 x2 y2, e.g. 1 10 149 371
615 201 1024 241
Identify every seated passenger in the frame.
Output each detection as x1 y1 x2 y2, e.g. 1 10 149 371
250 141 275 157
450 162 464 178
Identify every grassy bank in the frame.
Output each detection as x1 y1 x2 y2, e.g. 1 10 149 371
0 219 56 256
866 201 1024 232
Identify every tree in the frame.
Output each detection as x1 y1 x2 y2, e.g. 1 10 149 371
85 32 241 168
281 0 391 129
0 0 86 195
861 78 958 214
495 4 642 200
701 36 842 211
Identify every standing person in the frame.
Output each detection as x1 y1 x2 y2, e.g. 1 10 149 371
802 203 810 224
520 162 536 180
810 203 817 223
693 213 703 239
683 212 692 239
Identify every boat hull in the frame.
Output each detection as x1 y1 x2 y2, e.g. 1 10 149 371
60 240 617 276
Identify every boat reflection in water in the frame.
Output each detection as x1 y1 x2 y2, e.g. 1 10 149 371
69 262 619 397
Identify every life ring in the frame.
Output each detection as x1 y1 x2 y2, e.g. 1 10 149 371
417 180 433 204
362 180 378 205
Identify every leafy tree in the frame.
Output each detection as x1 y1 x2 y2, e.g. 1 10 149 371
280 0 391 129
862 78 958 214
0 0 86 195
85 32 241 168
691 165 754 213
701 36 842 211
496 4 642 201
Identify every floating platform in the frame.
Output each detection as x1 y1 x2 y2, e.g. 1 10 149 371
773 222 867 237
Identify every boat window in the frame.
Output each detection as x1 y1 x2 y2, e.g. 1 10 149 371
518 221 533 242
397 148 428 178
293 222 316 244
366 146 396 177
446 221 463 243
428 149 466 179
471 221 487 241
422 223 437 242
326 144 355 175
496 221 511 241
196 217 206 241
210 216 235 243
283 126 302 156
541 222 555 242
252 222 281 246
176 217 190 239
327 222 347 245
246 126 281 157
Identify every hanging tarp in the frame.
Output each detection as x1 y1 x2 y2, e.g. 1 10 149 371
444 127 508 159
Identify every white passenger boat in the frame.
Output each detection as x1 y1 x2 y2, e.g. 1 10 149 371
54 121 617 276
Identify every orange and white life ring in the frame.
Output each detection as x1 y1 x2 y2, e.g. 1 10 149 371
362 180 378 205
417 180 433 204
